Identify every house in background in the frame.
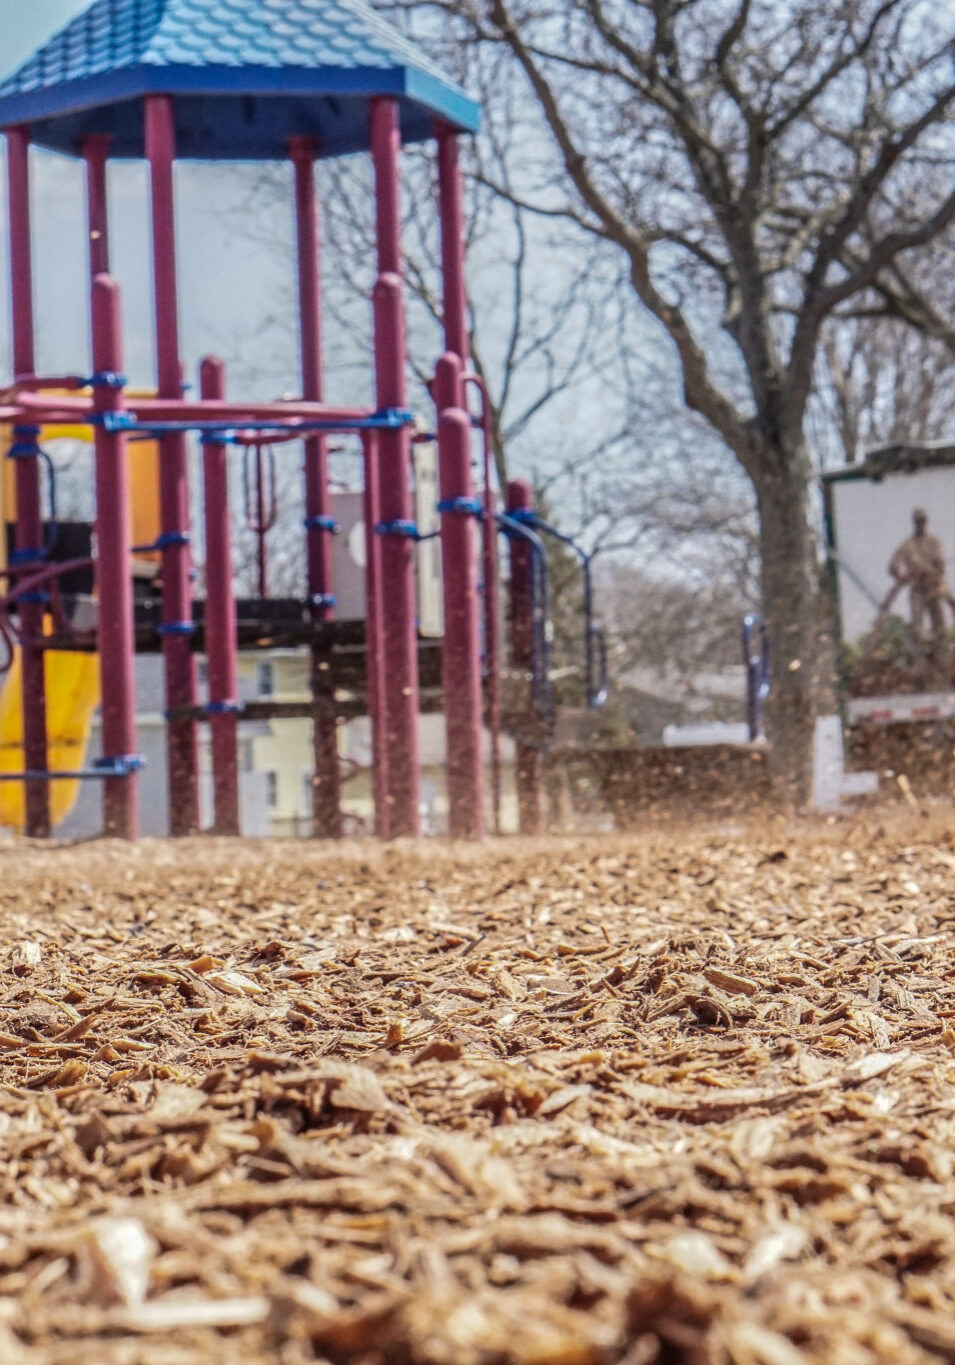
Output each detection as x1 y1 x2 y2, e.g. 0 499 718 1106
57 654 272 839
236 650 519 836
56 647 518 838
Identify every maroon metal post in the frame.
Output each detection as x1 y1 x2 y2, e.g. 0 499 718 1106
370 96 420 838
6 126 49 837
362 431 389 838
436 123 487 838
436 124 469 378
145 94 199 835
90 276 138 839
507 478 545 834
254 443 269 599
83 135 111 277
200 357 240 836
289 137 341 839
435 353 484 839
12 393 386 426
468 375 503 835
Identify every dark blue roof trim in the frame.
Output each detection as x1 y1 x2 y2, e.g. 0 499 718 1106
0 65 478 159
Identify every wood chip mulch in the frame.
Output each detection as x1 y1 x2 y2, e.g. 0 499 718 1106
1 815 955 1363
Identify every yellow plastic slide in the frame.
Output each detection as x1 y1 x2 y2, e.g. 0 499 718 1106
0 398 158 830
0 644 100 830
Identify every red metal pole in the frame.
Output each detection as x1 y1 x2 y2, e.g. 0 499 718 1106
362 431 389 838
469 376 503 835
436 124 486 838
145 94 199 836
83 135 111 277
200 357 240 836
12 393 386 426
507 478 544 834
370 97 420 837
436 124 469 374
6 126 49 838
254 443 268 599
435 354 484 839
289 137 342 840
90 276 138 839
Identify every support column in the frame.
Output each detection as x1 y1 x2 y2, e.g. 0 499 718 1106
145 94 199 835
362 431 389 838
6 127 49 837
438 122 501 835
83 134 111 277
90 277 138 838
435 353 484 839
370 96 420 838
507 478 544 834
436 123 469 376
200 357 240 835
290 137 341 839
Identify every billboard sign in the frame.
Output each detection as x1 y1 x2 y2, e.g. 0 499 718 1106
825 448 955 706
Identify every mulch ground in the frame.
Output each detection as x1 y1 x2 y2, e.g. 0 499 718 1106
2 813 955 1363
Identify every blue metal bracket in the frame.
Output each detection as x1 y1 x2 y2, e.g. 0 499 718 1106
92 411 137 432
156 621 197 637
304 515 340 534
375 519 421 539
437 496 484 518
10 547 46 565
205 700 242 717
309 593 337 609
155 531 190 549
95 754 145 777
506 508 540 527
86 371 127 390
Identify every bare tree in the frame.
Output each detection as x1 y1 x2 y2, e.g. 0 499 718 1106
413 0 955 793
809 221 955 466
228 45 634 501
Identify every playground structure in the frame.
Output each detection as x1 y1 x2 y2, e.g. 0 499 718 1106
0 0 611 843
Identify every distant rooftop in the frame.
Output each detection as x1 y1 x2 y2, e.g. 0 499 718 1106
823 441 955 483
0 0 479 160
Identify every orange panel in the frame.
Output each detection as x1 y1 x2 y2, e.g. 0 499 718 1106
128 437 161 557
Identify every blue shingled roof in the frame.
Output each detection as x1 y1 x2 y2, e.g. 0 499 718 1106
0 0 479 159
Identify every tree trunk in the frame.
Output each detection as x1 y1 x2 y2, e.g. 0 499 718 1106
753 446 819 804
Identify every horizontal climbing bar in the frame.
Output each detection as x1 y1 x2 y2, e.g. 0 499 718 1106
11 391 414 427
0 756 144 781
95 412 414 437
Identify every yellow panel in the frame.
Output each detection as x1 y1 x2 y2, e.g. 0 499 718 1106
128 438 161 554
0 644 101 832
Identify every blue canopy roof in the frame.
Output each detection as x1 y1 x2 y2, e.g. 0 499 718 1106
0 0 480 160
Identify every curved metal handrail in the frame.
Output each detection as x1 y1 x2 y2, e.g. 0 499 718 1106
742 612 771 742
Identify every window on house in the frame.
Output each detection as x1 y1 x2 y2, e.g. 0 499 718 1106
258 661 275 697
265 771 279 809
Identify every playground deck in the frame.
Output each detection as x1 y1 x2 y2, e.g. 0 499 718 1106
1 817 954 1362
